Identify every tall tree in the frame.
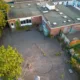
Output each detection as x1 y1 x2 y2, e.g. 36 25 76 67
0 45 23 80
0 11 6 36
0 0 9 36
0 0 9 13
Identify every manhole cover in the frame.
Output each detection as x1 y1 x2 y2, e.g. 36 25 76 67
34 58 52 74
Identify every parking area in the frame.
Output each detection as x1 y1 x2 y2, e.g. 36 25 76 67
2 28 79 80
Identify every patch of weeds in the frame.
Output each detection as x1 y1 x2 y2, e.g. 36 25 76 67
60 73 64 79
43 52 46 56
48 34 54 38
65 60 70 64
40 48 46 56
55 52 62 56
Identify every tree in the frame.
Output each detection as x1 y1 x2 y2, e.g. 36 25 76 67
0 0 10 13
0 45 23 80
0 0 9 36
0 11 6 36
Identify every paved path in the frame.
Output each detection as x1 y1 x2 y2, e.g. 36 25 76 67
2 29 79 80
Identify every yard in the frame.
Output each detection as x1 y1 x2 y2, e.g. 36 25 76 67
2 28 79 80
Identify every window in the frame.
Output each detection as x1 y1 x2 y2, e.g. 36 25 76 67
28 19 31 23
26 20 28 23
21 21 24 24
23 21 25 23
20 19 31 24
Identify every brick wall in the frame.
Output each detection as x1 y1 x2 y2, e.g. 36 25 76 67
50 24 80 36
32 16 42 25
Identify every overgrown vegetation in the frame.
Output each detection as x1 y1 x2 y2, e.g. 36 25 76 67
15 21 31 31
0 45 23 80
70 43 80 74
70 43 80 55
56 30 80 74
70 57 80 74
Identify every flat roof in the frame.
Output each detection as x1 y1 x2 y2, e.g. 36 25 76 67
37 5 75 27
66 31 80 41
43 11 74 27
56 5 80 23
8 2 42 19
37 4 80 28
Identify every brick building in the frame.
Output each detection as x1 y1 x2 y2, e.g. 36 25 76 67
7 1 80 36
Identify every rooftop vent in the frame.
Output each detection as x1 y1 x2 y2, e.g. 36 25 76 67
37 3 40 5
53 22 57 25
59 12 63 15
63 16 67 18
56 9 59 12
28 4 31 6
11 5 14 8
68 20 71 22
77 18 80 21
63 21 66 23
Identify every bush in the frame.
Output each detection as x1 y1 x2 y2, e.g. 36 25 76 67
70 57 80 74
0 45 23 80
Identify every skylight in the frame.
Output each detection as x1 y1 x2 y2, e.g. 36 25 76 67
28 4 31 6
37 3 40 5
63 21 66 23
56 9 59 12
63 16 67 18
77 18 80 21
59 12 63 15
53 22 57 25
68 20 71 22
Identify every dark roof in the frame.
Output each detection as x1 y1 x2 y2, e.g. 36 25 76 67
56 5 80 23
37 4 80 28
8 2 41 19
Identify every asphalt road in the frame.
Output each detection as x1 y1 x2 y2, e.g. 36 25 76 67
2 28 79 80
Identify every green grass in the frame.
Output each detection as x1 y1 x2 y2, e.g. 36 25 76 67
55 52 62 56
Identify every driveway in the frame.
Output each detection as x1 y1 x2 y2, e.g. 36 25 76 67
2 28 79 80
